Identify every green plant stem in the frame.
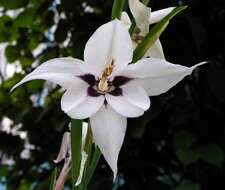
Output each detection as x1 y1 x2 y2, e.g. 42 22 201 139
142 0 150 5
133 6 187 62
111 0 127 19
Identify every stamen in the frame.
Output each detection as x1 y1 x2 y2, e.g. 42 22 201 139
102 59 115 78
97 59 116 93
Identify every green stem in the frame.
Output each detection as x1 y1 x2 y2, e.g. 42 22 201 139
133 6 187 62
49 167 58 190
111 0 127 19
142 0 150 5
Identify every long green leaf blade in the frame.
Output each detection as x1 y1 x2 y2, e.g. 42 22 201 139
83 146 101 189
71 119 83 190
133 6 187 62
49 167 58 190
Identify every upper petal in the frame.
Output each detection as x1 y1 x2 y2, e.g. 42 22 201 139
90 104 127 180
84 20 133 77
64 95 105 119
122 58 206 96
105 94 144 118
150 7 175 24
121 81 150 110
11 57 85 91
128 0 151 36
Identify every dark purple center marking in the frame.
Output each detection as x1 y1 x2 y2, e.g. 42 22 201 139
112 76 132 87
79 74 95 86
79 74 132 97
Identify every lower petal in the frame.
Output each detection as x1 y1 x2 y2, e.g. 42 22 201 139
90 105 127 180
65 95 105 119
105 94 144 118
121 81 150 110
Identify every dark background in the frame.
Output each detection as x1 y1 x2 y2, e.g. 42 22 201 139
0 0 225 189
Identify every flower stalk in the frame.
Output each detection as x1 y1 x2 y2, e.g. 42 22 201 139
111 0 127 19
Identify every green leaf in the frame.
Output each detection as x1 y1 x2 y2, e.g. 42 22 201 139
14 8 37 28
0 16 15 42
0 0 29 9
83 146 101 189
173 131 200 165
111 0 127 19
71 119 83 190
5 45 20 63
133 6 187 62
199 144 224 168
173 131 196 150
49 167 58 190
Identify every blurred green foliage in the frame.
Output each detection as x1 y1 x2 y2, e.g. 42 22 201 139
0 0 225 190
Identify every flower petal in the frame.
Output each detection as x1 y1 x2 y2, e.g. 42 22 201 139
121 81 150 110
105 94 144 117
61 80 89 113
122 58 206 96
120 12 132 30
90 105 127 180
11 58 85 91
64 95 105 119
128 0 151 35
150 7 175 24
145 39 165 59
84 20 133 77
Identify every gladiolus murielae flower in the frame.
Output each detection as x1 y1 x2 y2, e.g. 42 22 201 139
121 0 175 59
12 19 206 179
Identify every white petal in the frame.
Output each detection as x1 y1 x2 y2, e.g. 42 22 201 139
105 94 144 117
145 39 165 59
90 105 127 180
61 80 89 113
121 81 150 110
122 58 206 96
150 7 175 24
84 20 133 77
11 58 85 91
128 0 151 35
121 12 132 29
65 95 105 119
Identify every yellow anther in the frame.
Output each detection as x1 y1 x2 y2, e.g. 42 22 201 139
102 59 115 78
97 59 116 93
98 77 110 92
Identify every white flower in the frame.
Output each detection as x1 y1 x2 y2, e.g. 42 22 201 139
12 19 205 180
121 0 175 59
